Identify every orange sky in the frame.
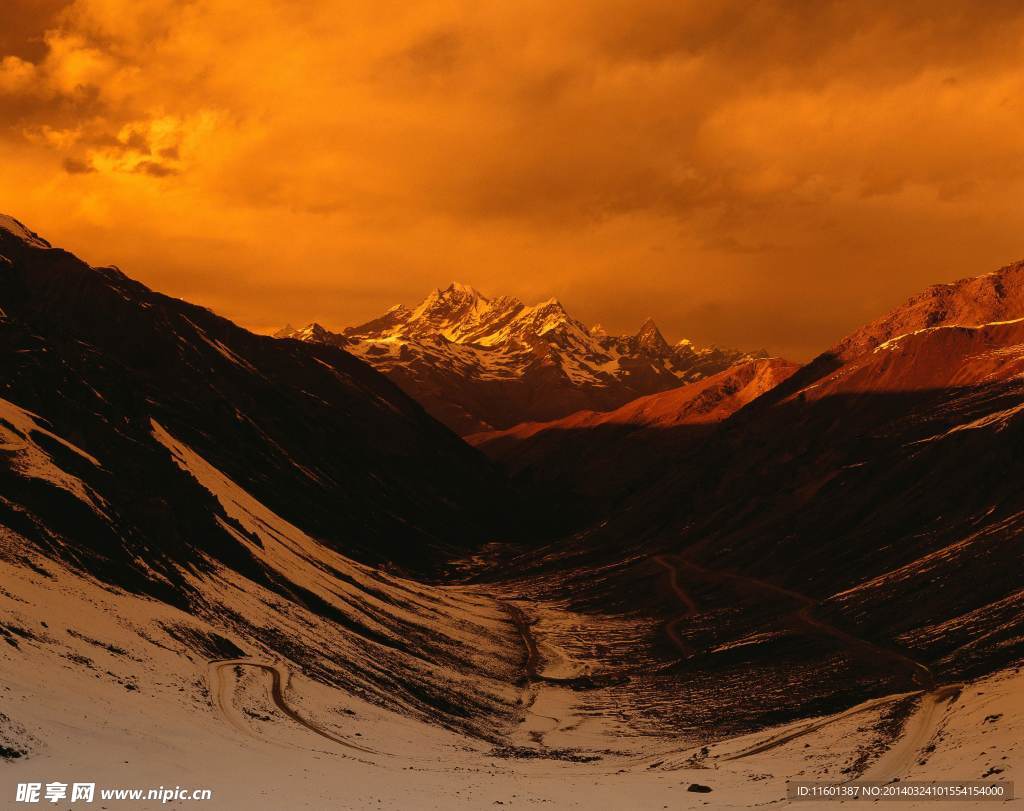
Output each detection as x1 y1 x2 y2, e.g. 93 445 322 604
1 1 1023 359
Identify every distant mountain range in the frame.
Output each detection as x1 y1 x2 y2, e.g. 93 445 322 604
276 282 765 434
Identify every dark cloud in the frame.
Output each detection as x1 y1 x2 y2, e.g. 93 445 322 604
385 28 463 78
576 1 1024 78
134 160 176 177
123 131 149 153
62 156 93 173
0 0 70 61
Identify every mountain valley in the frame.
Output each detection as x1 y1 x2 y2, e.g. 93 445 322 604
0 216 1020 808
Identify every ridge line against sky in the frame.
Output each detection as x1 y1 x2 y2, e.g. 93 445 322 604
1 0 1023 360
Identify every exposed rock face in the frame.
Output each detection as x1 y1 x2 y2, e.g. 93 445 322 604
832 261 1024 362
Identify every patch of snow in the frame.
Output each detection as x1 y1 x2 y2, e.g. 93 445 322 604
873 317 1024 353
0 397 104 512
914 401 1024 444
209 337 258 373
0 214 50 248
180 316 259 372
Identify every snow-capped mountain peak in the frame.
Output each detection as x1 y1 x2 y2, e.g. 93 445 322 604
634 317 671 355
448 281 484 297
404 282 498 341
275 321 348 347
278 285 764 433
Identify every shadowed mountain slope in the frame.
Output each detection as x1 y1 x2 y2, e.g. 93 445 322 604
2 214 1021 778
465 358 798 530
477 261 1024 733
0 216 509 580
0 215 528 737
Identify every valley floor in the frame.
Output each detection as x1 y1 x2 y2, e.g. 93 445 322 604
1 554 1019 810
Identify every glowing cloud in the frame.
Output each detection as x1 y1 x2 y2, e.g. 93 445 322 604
1 0 1022 357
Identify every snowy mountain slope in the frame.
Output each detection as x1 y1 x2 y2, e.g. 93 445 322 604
833 260 1024 362
3 212 1022 807
6 532 1018 809
277 283 764 434
755 259 1024 413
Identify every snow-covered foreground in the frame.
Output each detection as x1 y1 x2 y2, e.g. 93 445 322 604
1 549 1018 810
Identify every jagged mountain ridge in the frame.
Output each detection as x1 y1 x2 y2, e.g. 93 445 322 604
276 282 765 434
833 261 1024 362
471 357 800 445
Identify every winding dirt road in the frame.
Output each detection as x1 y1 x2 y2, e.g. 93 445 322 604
208 658 378 755
654 553 933 689
653 555 700 657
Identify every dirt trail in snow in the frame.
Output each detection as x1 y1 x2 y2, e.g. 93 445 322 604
719 683 961 774
794 605 933 690
208 659 378 755
505 604 543 682
859 683 962 782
